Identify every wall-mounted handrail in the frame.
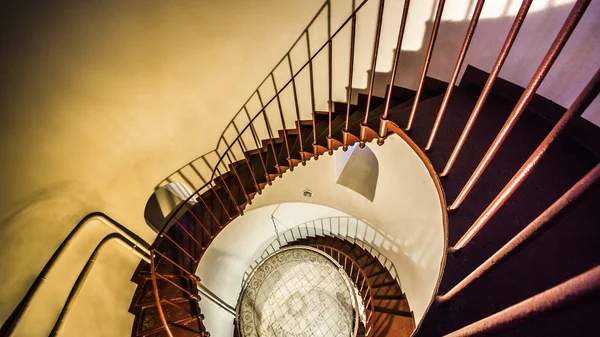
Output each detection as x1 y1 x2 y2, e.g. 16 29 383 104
1 212 151 336
49 233 151 337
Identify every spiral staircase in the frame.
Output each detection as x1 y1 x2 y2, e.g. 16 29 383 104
126 0 600 336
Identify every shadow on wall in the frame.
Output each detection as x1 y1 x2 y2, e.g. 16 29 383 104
353 0 599 124
335 144 379 202
144 182 196 233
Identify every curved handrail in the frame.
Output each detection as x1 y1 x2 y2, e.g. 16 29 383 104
241 216 401 288
0 212 151 337
157 1 331 189
49 233 151 336
207 0 371 184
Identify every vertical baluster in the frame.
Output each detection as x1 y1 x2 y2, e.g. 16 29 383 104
257 91 284 177
360 0 386 148
287 54 306 165
440 163 600 302
425 0 485 150
206 174 233 221
305 30 320 159
238 138 261 194
216 166 243 215
405 0 446 131
270 73 293 169
343 0 357 150
150 254 175 337
327 2 334 154
226 151 251 205
231 121 261 193
201 157 229 230
378 0 411 144
244 106 272 186
443 266 600 337
451 69 600 251
449 0 591 210
441 0 533 176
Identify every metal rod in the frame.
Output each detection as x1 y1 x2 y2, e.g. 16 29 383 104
216 168 243 214
154 250 200 282
444 265 600 337
449 0 590 210
197 193 222 229
306 30 319 157
244 107 272 185
238 138 261 193
270 73 293 166
452 69 600 251
441 0 532 176
209 181 232 221
160 232 197 263
327 2 334 154
257 91 283 176
1 213 151 337
229 157 252 205
405 0 446 131
49 234 150 336
345 0 357 138
156 272 200 301
440 163 600 302
287 53 306 164
174 218 205 250
361 0 386 141
425 0 485 150
379 0 411 141
150 254 174 337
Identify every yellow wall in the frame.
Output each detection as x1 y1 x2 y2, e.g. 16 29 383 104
0 0 322 335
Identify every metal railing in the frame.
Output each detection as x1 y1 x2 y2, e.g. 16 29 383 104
240 216 401 288
146 0 600 336
1 213 151 337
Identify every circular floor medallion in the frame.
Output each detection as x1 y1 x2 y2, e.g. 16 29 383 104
238 247 356 337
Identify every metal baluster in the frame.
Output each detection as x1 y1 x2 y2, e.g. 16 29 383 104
257 91 284 177
360 0 386 148
343 0 357 151
441 162 600 302
326 2 334 155
287 53 306 165
444 265 600 337
378 0 411 144
271 73 293 169
306 31 320 159
405 0 446 131
441 0 532 176
452 68 600 251
449 0 591 210
425 0 486 150
244 106 272 185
